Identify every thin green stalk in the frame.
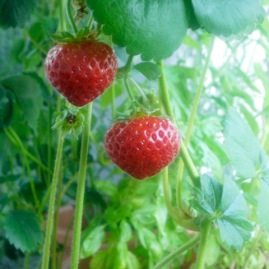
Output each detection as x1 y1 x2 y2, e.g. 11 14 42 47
176 38 215 207
38 185 52 217
123 55 134 73
23 253 30 269
180 142 200 187
153 234 200 269
123 77 137 105
157 61 199 186
157 61 174 120
185 38 215 145
59 217 74 269
67 0 78 33
60 163 93 201
70 103 93 269
195 221 211 269
23 150 40 208
162 167 179 220
59 0 66 31
23 29 47 55
111 84 116 119
5 128 40 208
130 78 147 101
52 169 64 269
41 130 65 269
162 168 198 230
5 128 52 175
47 105 53 184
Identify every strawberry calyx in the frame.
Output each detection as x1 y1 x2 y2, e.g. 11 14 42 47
50 27 98 44
52 106 84 138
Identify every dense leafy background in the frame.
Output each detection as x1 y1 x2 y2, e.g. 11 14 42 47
0 0 269 268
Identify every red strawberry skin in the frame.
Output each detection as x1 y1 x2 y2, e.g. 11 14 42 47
105 116 180 179
45 40 117 107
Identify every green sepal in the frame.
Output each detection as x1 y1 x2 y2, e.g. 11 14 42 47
50 28 97 44
53 106 84 138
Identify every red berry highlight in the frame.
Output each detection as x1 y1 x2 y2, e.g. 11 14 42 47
45 40 117 107
105 116 180 179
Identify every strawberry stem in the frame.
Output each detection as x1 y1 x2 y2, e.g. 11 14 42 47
157 61 200 186
41 130 65 269
67 0 78 34
153 234 200 269
70 103 93 269
157 61 174 120
129 77 147 101
176 37 215 207
123 77 139 108
195 221 212 269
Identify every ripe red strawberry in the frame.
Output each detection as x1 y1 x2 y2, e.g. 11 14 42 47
45 40 117 107
105 116 180 179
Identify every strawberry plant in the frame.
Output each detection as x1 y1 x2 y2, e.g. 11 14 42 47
0 0 269 269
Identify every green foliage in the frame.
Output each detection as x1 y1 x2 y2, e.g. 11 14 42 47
191 175 253 250
1 74 44 133
191 0 265 36
81 225 105 258
0 0 36 28
133 62 161 80
87 0 188 60
0 1 268 268
0 86 14 130
4 211 43 253
223 108 263 178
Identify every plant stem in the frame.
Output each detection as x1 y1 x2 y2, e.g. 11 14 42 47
41 130 65 269
4 128 52 174
123 77 137 105
52 169 63 269
180 142 200 187
5 128 40 208
23 253 30 269
157 61 200 186
176 38 214 207
67 0 78 34
157 61 174 120
59 0 66 31
70 103 93 269
185 38 215 145
195 221 211 269
153 234 200 269
111 84 116 119
162 168 198 230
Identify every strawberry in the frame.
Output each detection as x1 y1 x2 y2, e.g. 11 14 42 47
45 40 117 107
104 116 180 179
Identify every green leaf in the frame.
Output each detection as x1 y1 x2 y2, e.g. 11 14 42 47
0 86 13 130
4 210 43 253
191 0 265 36
0 174 18 183
257 180 269 232
90 248 113 269
120 221 132 243
1 74 43 132
133 62 161 80
223 109 262 178
87 0 188 60
191 175 253 249
81 225 105 259
217 217 253 250
0 0 36 28
28 17 58 43
190 174 222 216
0 27 23 77
137 227 162 259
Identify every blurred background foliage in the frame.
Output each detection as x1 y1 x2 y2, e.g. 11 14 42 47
0 0 269 268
